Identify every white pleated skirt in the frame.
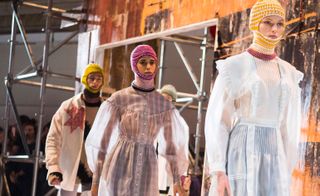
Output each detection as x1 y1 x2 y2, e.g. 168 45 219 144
225 121 290 196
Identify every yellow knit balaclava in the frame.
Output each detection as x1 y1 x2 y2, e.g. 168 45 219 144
81 63 104 93
249 0 286 53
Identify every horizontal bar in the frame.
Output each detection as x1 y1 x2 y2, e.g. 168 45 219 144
17 80 75 91
96 18 218 51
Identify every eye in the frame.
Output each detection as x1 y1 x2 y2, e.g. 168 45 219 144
149 60 155 65
262 21 272 26
138 60 147 65
277 22 284 27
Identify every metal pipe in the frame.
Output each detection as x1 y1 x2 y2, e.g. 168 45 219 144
4 155 35 163
2 7 17 160
96 18 218 51
3 155 45 164
174 103 207 111
174 42 200 91
17 80 75 91
22 1 66 13
13 10 36 69
51 13 80 23
17 30 79 76
161 36 214 48
176 92 199 99
194 27 208 175
47 71 80 81
31 0 53 194
0 8 18 195
157 39 165 89
178 99 194 113
15 71 38 80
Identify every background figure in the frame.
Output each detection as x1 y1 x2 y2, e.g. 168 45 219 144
205 0 303 196
85 45 189 196
5 115 37 196
160 84 177 103
158 84 187 196
45 63 104 195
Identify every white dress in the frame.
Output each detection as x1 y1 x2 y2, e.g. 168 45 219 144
85 87 189 196
205 51 303 196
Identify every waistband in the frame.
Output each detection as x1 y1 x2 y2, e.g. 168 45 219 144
236 117 280 128
119 135 154 146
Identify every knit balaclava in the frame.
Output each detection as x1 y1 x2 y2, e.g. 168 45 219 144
130 45 158 80
81 63 104 93
160 84 177 102
249 0 285 54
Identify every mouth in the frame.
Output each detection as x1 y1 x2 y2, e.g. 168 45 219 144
90 85 101 89
268 35 278 39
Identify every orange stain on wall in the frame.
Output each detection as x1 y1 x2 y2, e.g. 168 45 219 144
292 168 320 196
88 0 256 44
140 0 256 35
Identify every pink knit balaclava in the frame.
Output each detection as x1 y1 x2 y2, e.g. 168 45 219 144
130 45 158 80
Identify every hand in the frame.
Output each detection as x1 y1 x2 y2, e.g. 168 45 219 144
182 175 191 191
91 183 99 196
48 172 63 186
173 182 189 196
216 171 231 196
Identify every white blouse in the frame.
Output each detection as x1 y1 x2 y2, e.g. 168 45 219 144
204 51 303 175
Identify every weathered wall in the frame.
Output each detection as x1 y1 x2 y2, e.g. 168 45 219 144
86 0 256 44
217 1 320 195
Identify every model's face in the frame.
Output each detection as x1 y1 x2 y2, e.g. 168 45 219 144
137 56 157 76
258 15 285 39
87 72 103 91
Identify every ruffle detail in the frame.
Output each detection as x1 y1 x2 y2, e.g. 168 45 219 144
216 52 258 99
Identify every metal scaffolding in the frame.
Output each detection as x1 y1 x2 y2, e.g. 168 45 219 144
1 1 217 194
1 0 85 195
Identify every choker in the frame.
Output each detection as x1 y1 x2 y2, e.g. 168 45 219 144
84 88 100 98
81 93 101 107
83 99 101 107
247 48 277 61
131 82 155 92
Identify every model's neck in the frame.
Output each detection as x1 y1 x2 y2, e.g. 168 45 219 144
83 89 101 103
133 76 155 91
249 43 275 55
247 47 277 61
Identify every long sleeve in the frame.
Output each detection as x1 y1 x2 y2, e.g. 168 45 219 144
157 109 189 183
281 70 303 174
45 104 64 175
204 75 236 175
85 100 120 177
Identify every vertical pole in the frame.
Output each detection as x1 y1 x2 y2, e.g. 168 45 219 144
31 0 52 195
194 27 208 175
201 23 218 196
0 3 18 194
157 39 166 89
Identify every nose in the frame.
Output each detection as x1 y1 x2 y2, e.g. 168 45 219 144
271 25 278 33
146 63 152 69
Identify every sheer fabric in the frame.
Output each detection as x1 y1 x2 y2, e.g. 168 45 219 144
85 87 189 196
205 52 303 195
